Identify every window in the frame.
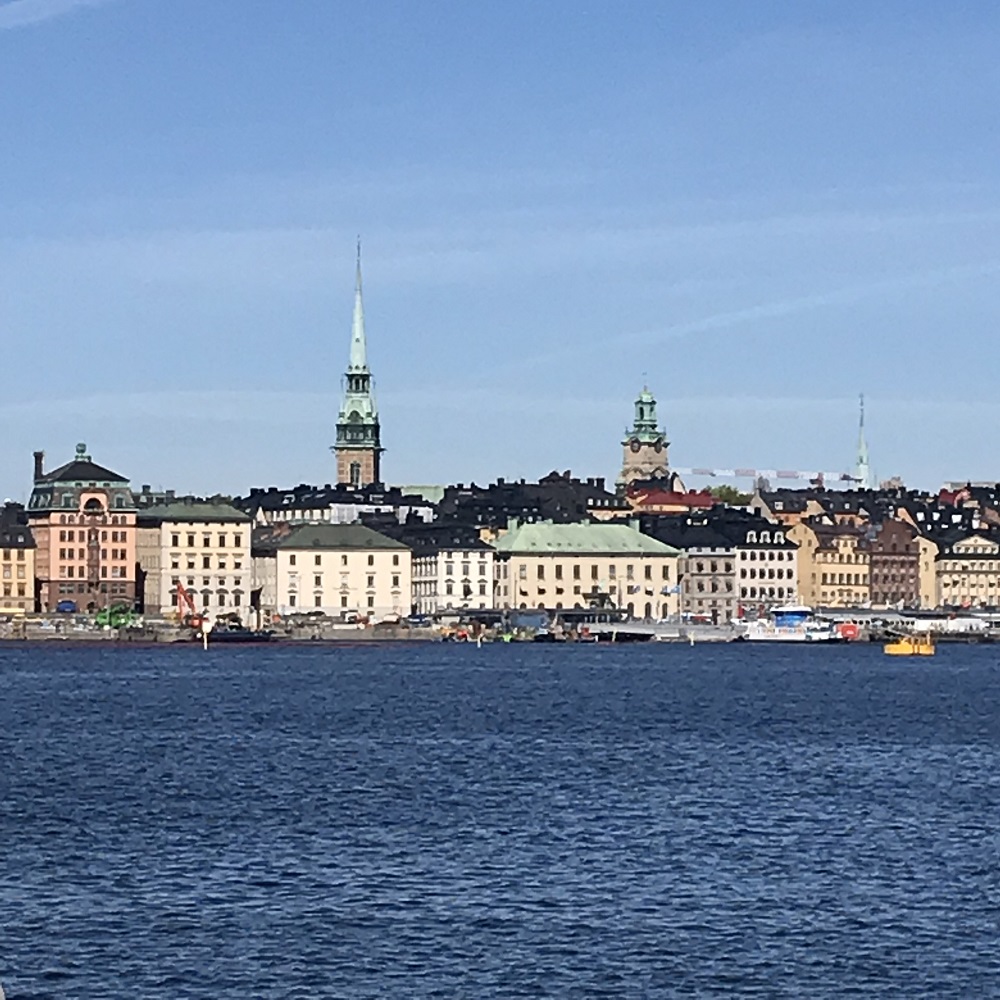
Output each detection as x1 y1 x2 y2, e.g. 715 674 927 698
573 565 581 580
219 535 227 548
393 554 400 566
367 575 375 588
537 565 545 580
314 594 322 607
608 565 617 579
367 554 375 567
289 594 297 607
341 595 348 608
289 554 297 566
341 554 348 566
234 534 242 548
446 582 454 595
592 565 599 580
645 565 652 580
392 575 399 588
203 556 211 569
626 565 634 580
202 535 211 548
314 575 322 587
366 595 374 608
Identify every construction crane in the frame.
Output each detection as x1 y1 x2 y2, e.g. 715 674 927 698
672 467 861 487
176 581 206 632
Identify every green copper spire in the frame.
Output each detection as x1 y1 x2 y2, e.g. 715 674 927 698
348 237 368 373
856 393 874 489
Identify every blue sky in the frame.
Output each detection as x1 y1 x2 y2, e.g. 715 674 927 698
2 0 1000 498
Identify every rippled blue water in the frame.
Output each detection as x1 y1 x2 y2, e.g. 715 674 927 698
2 642 1000 997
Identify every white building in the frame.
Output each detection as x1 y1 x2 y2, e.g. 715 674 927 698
136 500 252 618
411 540 495 615
255 523 411 620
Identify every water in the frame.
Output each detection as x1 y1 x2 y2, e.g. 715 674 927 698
2 642 1000 998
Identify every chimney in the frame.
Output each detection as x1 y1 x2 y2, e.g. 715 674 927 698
33 450 44 483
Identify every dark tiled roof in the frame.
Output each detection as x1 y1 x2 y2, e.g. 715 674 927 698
42 458 127 484
273 524 409 551
137 500 250 525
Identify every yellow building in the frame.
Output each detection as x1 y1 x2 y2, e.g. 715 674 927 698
493 520 680 618
0 503 35 613
935 533 1000 609
917 535 939 609
788 519 870 608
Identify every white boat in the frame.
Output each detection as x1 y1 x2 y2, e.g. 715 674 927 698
737 605 844 643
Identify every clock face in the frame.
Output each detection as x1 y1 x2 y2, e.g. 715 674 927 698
630 438 641 453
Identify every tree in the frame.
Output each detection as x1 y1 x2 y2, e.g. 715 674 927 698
708 485 751 506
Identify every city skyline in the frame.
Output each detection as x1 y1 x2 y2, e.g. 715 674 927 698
3 1 1000 495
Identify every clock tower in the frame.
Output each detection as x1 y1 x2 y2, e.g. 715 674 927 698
617 386 669 491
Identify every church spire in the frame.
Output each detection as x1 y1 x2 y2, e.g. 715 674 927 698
856 393 874 489
348 236 368 373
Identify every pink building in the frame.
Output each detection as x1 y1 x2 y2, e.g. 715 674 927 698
28 444 137 612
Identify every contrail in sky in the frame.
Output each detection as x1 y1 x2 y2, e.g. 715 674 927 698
0 0 117 30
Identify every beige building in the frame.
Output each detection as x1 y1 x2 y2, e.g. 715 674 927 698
0 503 35 613
935 532 1000 609
136 500 252 618
259 523 411 620
789 520 869 608
493 520 680 619
917 535 939 609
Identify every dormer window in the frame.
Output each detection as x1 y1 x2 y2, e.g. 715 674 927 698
760 531 770 543
775 532 784 544
746 531 756 543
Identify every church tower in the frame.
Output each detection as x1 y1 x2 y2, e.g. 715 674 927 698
332 242 383 487
617 386 670 491
855 393 874 490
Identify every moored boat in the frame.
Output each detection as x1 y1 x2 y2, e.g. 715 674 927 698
737 605 845 643
884 634 935 656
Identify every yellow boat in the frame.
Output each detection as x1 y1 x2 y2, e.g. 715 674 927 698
884 635 935 656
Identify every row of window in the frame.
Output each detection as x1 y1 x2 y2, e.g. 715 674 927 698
170 533 244 549
59 529 127 542
171 590 244 607
301 574 403 589
0 550 27 562
286 594 386 610
739 567 790 580
1 584 27 597
739 587 790 599
739 550 791 561
171 557 243 571
55 582 128 595
518 563 671 582
820 572 868 586
173 577 243 588
59 566 127 579
287 553 401 567
58 513 128 523
57 548 127 561
744 532 785 544
1 566 26 579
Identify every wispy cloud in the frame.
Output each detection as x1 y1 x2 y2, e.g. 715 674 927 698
0 0 116 31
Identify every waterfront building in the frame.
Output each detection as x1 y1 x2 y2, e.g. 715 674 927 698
625 485 716 515
867 518 920 609
332 245 383 488
255 523 410 620
493 520 680 618
135 498 251 617
917 535 939 609
27 444 137 612
933 531 1000 609
0 503 35 613
794 520 870 609
639 517 736 623
616 386 676 493
365 519 494 615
